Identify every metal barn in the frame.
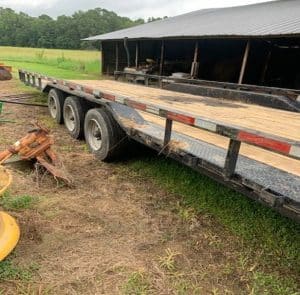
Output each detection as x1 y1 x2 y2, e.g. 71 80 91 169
85 0 300 90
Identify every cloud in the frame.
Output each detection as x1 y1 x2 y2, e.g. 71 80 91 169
0 0 58 10
0 0 274 19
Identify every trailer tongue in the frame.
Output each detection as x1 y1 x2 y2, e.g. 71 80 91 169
19 70 300 222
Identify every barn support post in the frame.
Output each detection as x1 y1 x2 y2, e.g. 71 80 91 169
100 43 103 75
159 40 165 76
238 40 251 84
260 46 272 84
115 42 119 72
124 38 131 67
191 41 199 78
135 41 139 69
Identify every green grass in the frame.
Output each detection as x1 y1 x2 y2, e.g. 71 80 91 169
251 271 300 295
0 260 37 281
122 272 151 295
128 157 300 278
0 192 38 211
0 46 101 79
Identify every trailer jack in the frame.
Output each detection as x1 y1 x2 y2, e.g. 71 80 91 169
0 126 72 185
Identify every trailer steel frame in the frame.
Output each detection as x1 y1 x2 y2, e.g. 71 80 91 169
19 69 300 222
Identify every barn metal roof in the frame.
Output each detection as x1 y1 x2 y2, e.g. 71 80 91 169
85 0 300 41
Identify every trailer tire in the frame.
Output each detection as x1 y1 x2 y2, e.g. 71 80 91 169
48 89 65 124
63 96 85 139
84 108 127 162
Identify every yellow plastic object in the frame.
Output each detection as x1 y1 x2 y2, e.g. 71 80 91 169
0 166 20 261
0 165 12 196
0 211 20 261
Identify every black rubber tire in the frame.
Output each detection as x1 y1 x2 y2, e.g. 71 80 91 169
84 108 127 162
48 89 65 124
63 96 85 139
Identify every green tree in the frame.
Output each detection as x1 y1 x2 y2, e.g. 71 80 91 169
0 7 163 49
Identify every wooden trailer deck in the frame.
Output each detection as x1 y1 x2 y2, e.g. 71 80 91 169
72 80 300 177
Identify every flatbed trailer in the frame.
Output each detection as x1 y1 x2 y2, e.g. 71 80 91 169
19 70 300 222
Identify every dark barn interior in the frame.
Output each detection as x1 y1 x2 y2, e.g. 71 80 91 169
102 37 300 90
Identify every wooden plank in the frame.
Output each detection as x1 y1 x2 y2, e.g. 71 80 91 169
20 70 300 176
73 79 300 142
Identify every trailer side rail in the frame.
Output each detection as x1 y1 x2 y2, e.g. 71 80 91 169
114 71 300 101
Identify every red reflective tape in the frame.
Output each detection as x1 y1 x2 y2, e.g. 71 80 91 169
102 93 116 101
167 112 195 125
127 100 147 111
238 131 291 154
84 87 93 94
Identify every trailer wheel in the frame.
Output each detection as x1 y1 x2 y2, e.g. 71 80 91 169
63 96 85 139
84 108 127 162
48 89 65 124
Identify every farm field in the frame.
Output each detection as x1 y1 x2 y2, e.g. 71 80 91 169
0 48 299 294
0 46 101 79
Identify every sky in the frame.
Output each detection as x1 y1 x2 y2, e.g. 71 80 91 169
0 0 274 19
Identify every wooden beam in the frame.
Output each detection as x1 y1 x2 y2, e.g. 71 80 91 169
115 42 119 72
191 41 199 78
99 43 103 75
159 40 165 76
238 41 250 85
135 41 139 69
124 38 130 67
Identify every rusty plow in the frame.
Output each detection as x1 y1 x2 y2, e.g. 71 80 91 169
0 126 72 185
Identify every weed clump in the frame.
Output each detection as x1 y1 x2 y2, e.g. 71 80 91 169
0 192 37 210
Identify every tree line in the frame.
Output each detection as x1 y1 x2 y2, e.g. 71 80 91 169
0 8 164 50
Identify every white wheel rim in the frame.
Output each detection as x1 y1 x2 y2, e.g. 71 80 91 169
64 104 76 132
87 119 103 150
49 96 57 118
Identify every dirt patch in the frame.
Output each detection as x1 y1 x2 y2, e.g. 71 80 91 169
0 79 273 294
